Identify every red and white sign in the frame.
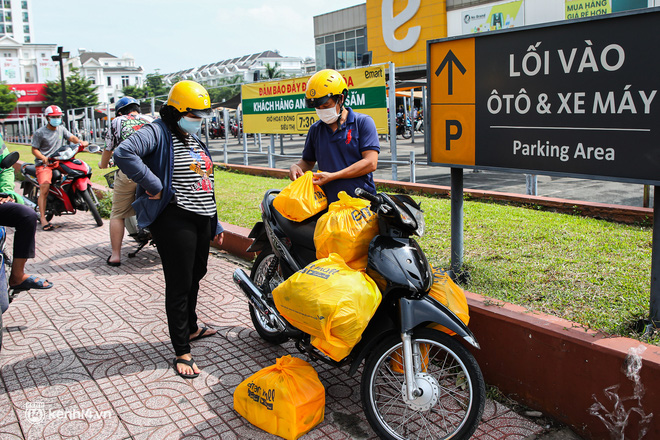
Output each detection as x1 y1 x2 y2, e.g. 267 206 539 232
9 83 47 103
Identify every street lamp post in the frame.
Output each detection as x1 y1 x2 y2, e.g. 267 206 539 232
51 46 70 125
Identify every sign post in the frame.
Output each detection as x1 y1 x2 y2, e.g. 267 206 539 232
428 9 660 325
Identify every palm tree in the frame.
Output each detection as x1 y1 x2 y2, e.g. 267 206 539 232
264 62 285 79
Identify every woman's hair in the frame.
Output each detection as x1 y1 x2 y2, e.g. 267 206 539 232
159 104 188 144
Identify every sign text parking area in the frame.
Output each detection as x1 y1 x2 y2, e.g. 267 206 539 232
429 9 660 185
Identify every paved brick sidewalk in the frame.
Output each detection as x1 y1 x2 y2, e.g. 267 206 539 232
0 210 546 439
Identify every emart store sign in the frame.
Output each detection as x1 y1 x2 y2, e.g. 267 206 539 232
366 0 447 69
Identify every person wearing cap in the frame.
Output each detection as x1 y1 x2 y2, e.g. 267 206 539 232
98 97 153 266
31 105 88 230
113 80 224 379
289 69 380 203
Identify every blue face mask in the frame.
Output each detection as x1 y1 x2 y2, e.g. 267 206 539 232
177 116 202 135
49 118 62 127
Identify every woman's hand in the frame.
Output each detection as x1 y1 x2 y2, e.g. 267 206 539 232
213 232 224 246
0 196 12 205
146 190 162 200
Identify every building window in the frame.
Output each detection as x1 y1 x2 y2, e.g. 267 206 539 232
25 71 32 82
4 11 11 22
2 52 10 57
23 35 29 43
5 24 12 34
88 76 95 85
315 27 366 71
4 0 11 8
21 1 28 9
107 77 112 86
23 25 28 34
121 75 129 88
0 24 4 34
22 12 28 22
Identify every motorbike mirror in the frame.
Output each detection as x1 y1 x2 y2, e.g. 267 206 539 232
0 151 19 169
86 144 101 153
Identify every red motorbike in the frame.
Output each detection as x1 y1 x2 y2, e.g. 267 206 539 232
20 144 103 226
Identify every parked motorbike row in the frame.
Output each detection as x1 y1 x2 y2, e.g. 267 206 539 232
233 187 485 439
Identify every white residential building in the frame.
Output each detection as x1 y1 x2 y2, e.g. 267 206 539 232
162 50 306 88
65 49 145 106
0 0 33 44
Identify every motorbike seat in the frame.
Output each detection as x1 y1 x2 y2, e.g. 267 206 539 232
22 164 36 177
268 195 324 253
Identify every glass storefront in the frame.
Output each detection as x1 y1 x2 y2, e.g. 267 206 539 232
315 27 367 71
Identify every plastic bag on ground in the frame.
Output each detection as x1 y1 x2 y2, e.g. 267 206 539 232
272 253 381 362
313 191 379 270
233 355 325 440
273 171 327 222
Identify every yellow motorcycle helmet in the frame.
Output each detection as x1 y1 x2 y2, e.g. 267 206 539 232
167 80 213 118
305 69 348 108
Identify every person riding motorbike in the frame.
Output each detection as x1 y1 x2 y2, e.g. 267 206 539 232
113 80 224 379
98 97 153 266
288 69 380 203
31 105 88 230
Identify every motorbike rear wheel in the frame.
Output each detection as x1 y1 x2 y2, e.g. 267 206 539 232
22 181 38 205
402 126 412 139
361 328 485 440
82 187 103 226
248 249 289 344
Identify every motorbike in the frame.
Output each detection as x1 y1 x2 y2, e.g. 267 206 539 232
103 170 154 258
233 187 486 439
20 143 104 227
209 122 225 139
415 116 424 133
0 151 20 352
396 115 413 139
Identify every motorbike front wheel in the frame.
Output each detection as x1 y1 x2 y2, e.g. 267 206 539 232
402 126 412 139
361 328 485 440
248 249 289 344
82 187 103 226
22 181 38 205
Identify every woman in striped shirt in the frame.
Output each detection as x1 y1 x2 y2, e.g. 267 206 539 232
114 80 224 379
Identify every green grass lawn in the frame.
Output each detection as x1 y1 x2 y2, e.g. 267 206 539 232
9 142 655 343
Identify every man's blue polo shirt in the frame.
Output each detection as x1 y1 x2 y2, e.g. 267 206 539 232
302 107 380 203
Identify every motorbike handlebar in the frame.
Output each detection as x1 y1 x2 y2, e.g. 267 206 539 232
354 188 380 204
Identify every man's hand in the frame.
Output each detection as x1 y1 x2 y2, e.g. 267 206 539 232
81 140 89 148
213 232 224 246
0 196 12 205
289 164 304 181
312 171 336 186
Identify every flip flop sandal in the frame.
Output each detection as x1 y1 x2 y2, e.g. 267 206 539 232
10 275 54 292
173 357 199 379
42 223 54 231
190 327 215 342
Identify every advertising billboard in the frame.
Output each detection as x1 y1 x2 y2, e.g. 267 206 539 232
242 65 388 135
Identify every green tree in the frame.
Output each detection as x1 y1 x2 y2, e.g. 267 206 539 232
0 83 17 117
208 75 242 104
45 68 98 109
264 62 284 79
122 73 171 99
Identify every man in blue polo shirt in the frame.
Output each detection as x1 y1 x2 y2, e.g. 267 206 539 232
289 69 380 203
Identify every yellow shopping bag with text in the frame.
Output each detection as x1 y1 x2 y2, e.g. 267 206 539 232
233 355 325 440
273 171 327 222
314 191 379 270
272 253 381 361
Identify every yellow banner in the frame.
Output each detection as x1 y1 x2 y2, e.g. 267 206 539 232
242 65 388 134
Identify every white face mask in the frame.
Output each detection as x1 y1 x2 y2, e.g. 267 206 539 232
316 106 340 125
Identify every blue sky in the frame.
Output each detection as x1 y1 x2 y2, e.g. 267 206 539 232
31 0 364 75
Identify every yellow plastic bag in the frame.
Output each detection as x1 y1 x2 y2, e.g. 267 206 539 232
273 253 381 362
314 191 379 270
273 171 327 222
390 267 469 373
233 355 325 440
429 266 470 334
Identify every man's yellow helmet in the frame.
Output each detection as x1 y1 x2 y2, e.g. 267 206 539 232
167 80 212 118
305 69 348 108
